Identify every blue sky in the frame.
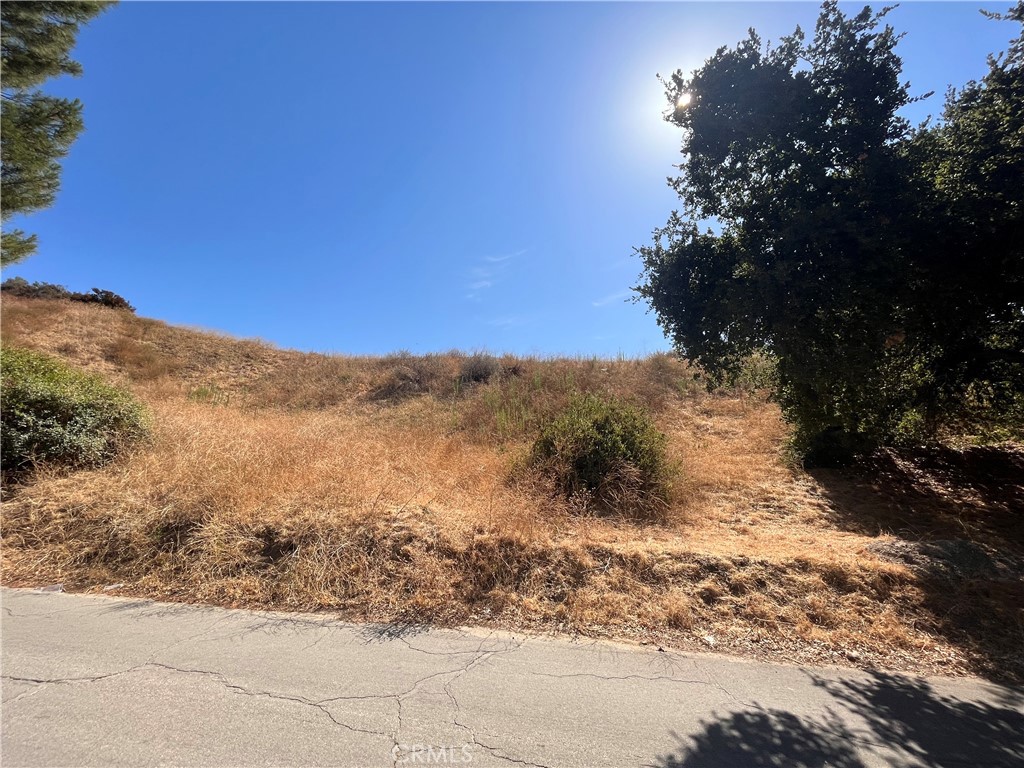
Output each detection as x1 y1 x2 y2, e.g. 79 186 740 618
4 1 1017 356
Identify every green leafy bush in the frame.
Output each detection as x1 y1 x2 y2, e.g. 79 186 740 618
1 346 148 474
527 394 672 519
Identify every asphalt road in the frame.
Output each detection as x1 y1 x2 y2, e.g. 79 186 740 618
2 587 1022 767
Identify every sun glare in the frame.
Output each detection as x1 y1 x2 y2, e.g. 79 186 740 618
676 92 693 108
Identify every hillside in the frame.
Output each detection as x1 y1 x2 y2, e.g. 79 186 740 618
2 295 1022 682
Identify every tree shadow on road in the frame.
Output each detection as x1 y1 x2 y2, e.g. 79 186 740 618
810 671 1024 768
650 670 1024 768
650 709 865 768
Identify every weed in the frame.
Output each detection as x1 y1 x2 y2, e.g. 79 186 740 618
188 385 231 406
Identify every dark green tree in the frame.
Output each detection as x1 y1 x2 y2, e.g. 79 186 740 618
905 2 1024 436
1 0 115 267
635 1 1024 462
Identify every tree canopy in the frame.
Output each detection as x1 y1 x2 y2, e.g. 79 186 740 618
1 1 115 267
635 1 1024 462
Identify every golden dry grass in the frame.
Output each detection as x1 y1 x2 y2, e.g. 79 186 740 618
2 295 1022 682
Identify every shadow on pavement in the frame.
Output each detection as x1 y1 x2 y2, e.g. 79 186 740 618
651 709 865 768
651 670 1024 768
811 671 1024 768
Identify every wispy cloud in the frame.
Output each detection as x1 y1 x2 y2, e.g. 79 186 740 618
464 248 526 301
487 314 530 328
592 290 632 308
484 248 527 264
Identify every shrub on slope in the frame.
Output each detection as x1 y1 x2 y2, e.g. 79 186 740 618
1 346 148 474
526 393 673 520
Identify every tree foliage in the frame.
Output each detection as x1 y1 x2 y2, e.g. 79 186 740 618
907 2 1024 437
1 1 114 267
635 1 1024 461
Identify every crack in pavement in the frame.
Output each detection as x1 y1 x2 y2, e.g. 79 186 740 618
528 671 718 686
438 636 554 768
467 733 555 768
397 635 495 658
6 589 1021 768
300 625 341 653
688 658 779 717
145 615 234 663
347 631 537 767
446 680 553 767
317 666 465 708
1 604 730 768
256 632 530 766
392 695 403 768
1 680 47 706
0 602 98 619
145 663 392 740
2 664 392 742
3 669 147 686
4 602 653 768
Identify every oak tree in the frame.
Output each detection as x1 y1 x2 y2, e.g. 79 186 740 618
635 1 1024 461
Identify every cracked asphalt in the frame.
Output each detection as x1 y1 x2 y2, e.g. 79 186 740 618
2 588 1022 767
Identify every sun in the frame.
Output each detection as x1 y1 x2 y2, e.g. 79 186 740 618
676 92 693 108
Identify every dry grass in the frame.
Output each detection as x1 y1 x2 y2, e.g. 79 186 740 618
2 295 1022 682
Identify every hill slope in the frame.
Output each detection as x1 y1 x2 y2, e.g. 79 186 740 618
2 295 1022 681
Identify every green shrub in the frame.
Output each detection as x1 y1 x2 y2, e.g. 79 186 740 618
526 393 672 519
1 346 148 474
